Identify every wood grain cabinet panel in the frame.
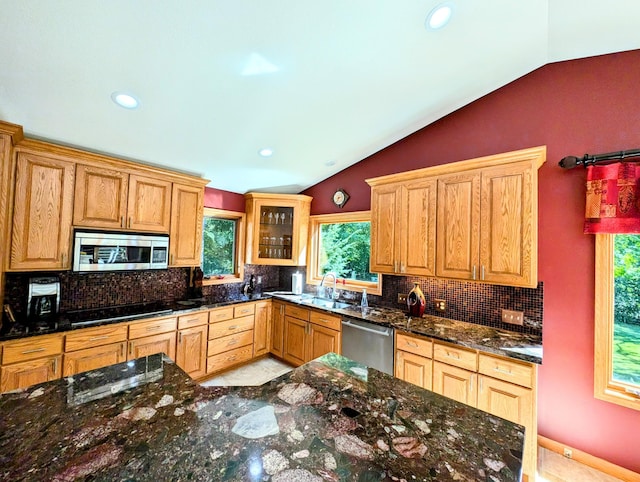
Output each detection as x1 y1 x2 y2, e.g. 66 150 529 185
253 301 271 357
283 315 308 366
63 342 126 376
2 334 64 365
1 355 62 392
176 324 208 378
207 345 254 374
65 324 128 352
169 183 203 266
127 174 172 232
73 164 128 228
271 301 285 358
208 330 254 357
208 316 254 339
209 307 234 323
370 183 400 274
10 150 74 270
395 351 432 390
432 361 477 407
128 332 176 361
128 316 177 340
308 323 341 361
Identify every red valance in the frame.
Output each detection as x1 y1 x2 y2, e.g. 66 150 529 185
584 162 640 234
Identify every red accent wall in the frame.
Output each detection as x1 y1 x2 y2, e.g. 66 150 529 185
204 186 245 212
303 49 640 473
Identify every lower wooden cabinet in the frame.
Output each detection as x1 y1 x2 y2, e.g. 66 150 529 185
271 301 285 358
206 303 255 375
128 332 176 360
308 324 341 361
0 355 62 392
176 324 208 379
63 342 126 376
253 301 271 357
395 350 432 390
432 360 477 407
283 315 308 366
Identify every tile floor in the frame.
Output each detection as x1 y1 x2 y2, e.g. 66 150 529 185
201 358 625 481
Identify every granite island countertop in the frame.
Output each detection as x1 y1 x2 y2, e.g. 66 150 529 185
0 353 524 481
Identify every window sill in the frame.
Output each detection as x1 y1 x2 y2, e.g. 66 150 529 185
202 276 243 286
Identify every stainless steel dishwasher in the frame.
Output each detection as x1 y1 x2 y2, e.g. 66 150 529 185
341 317 394 375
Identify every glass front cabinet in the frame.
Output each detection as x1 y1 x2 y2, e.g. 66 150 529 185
245 193 312 266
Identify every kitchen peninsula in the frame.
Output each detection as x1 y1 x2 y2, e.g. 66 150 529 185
0 353 525 481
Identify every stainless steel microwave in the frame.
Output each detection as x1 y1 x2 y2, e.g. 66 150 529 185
72 231 169 272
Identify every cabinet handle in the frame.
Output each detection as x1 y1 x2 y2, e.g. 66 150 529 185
52 357 58 374
445 351 460 359
479 376 483 392
318 318 330 323
493 366 512 375
401 263 405 273
121 216 125 227
146 325 161 331
128 216 132 228
472 265 477 280
21 348 45 354
228 339 238 346
120 343 125 357
129 341 133 355
406 341 419 348
89 335 110 341
228 355 237 362
228 325 238 330
61 253 66 265
481 265 485 281
470 374 475 393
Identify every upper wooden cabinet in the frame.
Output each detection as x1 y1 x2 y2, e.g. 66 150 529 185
10 149 75 270
169 183 204 266
367 146 545 288
370 177 437 276
127 174 172 232
245 193 312 266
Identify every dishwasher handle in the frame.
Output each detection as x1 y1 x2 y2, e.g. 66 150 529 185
342 319 392 337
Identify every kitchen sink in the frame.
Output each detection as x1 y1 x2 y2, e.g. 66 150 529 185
307 298 352 310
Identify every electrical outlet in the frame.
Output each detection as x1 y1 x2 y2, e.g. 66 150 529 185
434 298 446 312
398 293 408 304
501 309 524 326
563 448 573 459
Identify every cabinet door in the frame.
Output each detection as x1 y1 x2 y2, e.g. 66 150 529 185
395 350 432 390
10 151 74 270
128 332 177 361
271 302 285 358
436 172 480 281
0 355 62 393
169 183 203 266
400 178 437 276
432 361 477 407
308 324 340 362
477 375 532 426
282 316 307 366
176 324 208 378
63 342 126 376
479 161 535 287
127 174 172 232
370 184 400 274
73 164 128 229
253 301 271 357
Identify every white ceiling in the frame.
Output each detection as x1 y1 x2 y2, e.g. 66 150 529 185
1 1 639 194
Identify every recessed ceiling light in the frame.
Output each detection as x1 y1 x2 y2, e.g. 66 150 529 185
426 3 453 30
259 148 274 157
111 92 140 109
325 160 336 167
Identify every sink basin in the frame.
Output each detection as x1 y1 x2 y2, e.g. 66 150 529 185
307 298 352 310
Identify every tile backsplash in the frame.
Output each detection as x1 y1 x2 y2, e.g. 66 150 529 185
4 267 543 335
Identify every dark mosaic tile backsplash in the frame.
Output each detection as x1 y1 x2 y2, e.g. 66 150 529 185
4 267 543 335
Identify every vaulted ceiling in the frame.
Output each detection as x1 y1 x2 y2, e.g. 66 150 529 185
1 1 639 193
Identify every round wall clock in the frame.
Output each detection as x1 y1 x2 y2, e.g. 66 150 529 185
332 188 349 208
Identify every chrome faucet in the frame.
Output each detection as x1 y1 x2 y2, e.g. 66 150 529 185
318 272 338 300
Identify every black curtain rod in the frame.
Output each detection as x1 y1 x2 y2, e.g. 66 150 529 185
559 148 640 169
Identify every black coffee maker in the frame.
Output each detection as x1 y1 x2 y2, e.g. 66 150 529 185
27 277 60 320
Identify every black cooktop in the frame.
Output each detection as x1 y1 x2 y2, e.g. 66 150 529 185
63 301 174 327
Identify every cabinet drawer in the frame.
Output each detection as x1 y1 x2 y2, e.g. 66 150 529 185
208 330 254 357
309 310 341 331
478 353 534 388
396 332 432 357
209 307 234 323
65 325 128 352
2 334 64 365
207 345 254 374
433 342 477 371
234 304 255 318
208 316 254 340
285 304 309 321
128 316 177 339
177 311 209 329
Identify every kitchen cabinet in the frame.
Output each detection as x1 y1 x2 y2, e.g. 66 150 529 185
206 304 254 375
271 301 285 358
282 303 341 367
176 312 208 378
127 316 177 361
0 333 63 392
10 149 74 270
394 332 433 390
436 161 536 287
253 301 271 357
63 324 128 376
367 146 545 287
245 192 312 266
73 166 172 233
169 183 204 266
432 361 477 407
370 177 437 276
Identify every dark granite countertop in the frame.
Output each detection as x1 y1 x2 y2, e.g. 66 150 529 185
0 353 524 481
269 294 543 365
